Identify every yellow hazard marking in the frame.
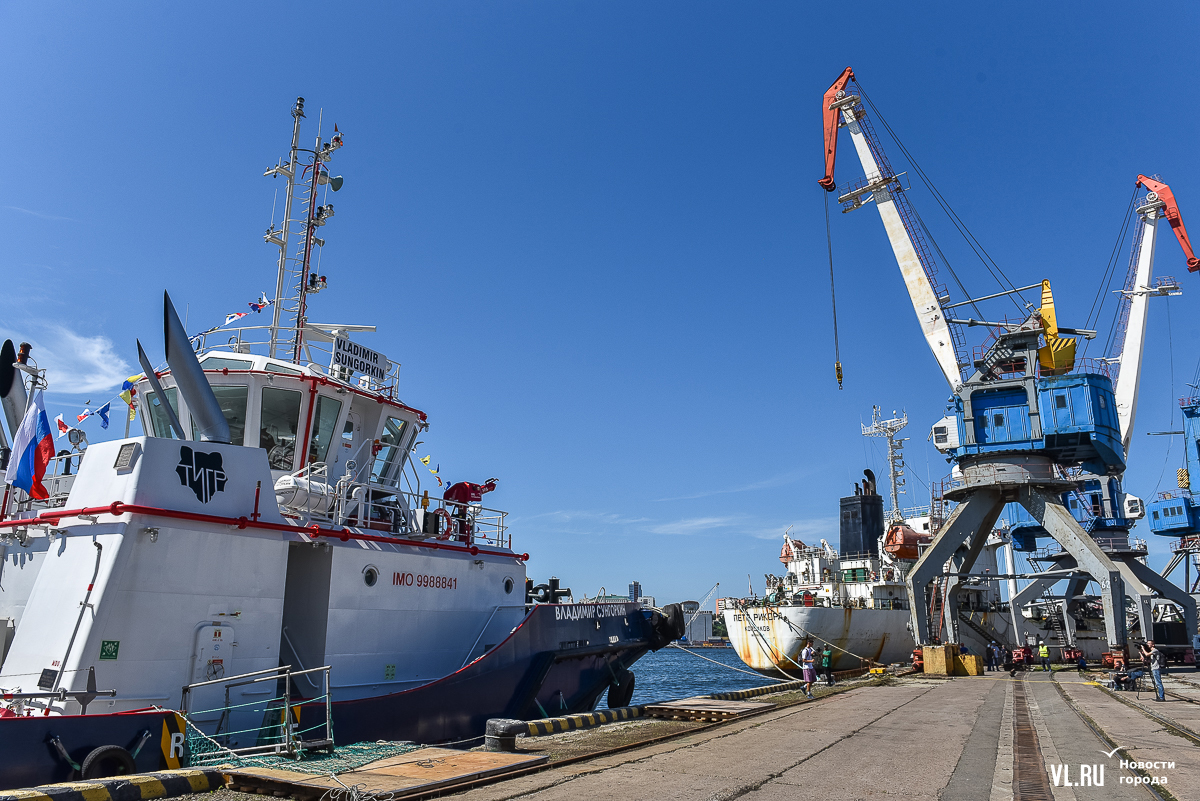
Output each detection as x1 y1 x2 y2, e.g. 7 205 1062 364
182 771 213 792
77 785 115 801
127 775 168 798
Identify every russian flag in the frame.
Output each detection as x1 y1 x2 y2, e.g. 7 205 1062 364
4 392 55 500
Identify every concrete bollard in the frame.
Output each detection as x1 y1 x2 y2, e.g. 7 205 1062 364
485 718 525 752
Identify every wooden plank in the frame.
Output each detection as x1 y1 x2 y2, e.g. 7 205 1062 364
644 697 773 722
225 747 548 799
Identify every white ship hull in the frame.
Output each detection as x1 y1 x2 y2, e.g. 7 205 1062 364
724 605 913 673
724 603 1021 674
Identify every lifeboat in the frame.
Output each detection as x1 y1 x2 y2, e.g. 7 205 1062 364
780 539 796 565
883 523 932 560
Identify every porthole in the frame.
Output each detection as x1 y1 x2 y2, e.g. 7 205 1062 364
364 566 379 587
504 577 514 594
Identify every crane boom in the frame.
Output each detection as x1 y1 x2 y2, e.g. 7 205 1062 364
1136 175 1200 272
1111 193 1161 456
1111 176 1194 456
819 69 963 389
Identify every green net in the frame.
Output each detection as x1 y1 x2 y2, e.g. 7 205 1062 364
182 697 421 774
192 737 422 774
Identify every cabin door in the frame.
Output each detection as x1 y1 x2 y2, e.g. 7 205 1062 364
279 542 333 696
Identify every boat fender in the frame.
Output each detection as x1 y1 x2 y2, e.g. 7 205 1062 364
608 671 635 708
80 745 136 779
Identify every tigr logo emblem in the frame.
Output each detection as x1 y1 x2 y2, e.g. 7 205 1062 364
176 446 228 503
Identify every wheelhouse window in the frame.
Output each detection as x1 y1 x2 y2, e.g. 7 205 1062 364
191 385 249 445
260 387 302 471
265 362 304 376
146 388 180 439
201 356 253 371
370 417 409 487
308 395 343 464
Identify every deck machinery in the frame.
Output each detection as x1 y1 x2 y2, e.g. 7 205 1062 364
819 67 1200 656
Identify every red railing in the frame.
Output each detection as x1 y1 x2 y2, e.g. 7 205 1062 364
0 501 528 561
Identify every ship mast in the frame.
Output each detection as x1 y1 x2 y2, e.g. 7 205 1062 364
263 97 343 362
861 406 908 523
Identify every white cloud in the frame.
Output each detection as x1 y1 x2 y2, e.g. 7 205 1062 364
765 516 838 542
648 516 735 535
0 325 133 395
651 470 805 502
2 205 74 222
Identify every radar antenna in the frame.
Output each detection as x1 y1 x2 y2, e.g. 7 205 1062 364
861 406 908 523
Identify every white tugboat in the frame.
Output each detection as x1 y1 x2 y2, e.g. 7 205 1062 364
0 97 682 788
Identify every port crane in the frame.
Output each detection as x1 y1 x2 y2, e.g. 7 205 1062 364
819 67 1199 654
1004 176 1197 652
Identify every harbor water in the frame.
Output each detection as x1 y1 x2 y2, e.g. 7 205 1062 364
622 646 774 706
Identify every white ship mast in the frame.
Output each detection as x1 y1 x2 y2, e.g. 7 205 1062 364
263 97 344 362
862 406 908 523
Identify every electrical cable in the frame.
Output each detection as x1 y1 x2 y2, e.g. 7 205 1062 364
1153 296 1180 497
856 82 1027 312
911 205 985 320
825 192 844 388
1084 186 1139 333
1093 193 1142 361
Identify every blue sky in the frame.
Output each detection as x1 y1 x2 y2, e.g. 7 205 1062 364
2 2 1199 603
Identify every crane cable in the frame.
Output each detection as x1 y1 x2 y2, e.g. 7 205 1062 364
857 82 1027 312
825 191 843 389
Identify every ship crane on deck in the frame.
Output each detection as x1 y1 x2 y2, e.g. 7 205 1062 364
817 67 1199 656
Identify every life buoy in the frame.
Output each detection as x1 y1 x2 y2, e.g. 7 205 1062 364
434 508 453 540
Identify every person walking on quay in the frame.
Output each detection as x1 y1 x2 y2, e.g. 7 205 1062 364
821 645 834 686
1139 640 1166 702
801 640 817 699
1038 641 1051 671
986 641 999 672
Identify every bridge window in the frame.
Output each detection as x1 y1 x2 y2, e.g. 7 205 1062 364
147 388 180 439
260 387 302 470
1054 395 1068 409
265 363 304 376
371 417 408 487
201 356 253 371
308 395 343 464
191 385 248 445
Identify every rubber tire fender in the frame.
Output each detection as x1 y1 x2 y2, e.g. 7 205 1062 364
607 671 635 708
663 603 686 640
80 745 136 779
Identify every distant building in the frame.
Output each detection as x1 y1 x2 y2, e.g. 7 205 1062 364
593 594 631 603
678 600 712 643
637 596 656 608
628 581 642 601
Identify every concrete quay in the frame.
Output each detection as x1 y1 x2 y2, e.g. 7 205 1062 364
445 670 1200 801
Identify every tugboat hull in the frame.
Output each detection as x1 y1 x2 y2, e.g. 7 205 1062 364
326 602 652 744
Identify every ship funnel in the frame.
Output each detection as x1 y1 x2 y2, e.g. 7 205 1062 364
163 292 230 443
0 340 30 438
